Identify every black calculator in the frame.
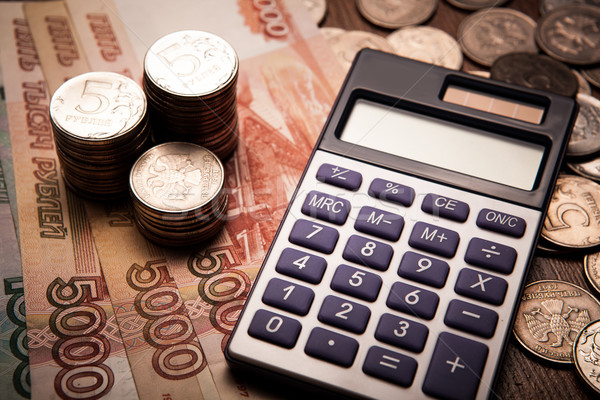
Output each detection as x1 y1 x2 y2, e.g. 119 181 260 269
225 49 577 400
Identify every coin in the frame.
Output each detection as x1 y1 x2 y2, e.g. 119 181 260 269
573 319 600 395
387 26 463 70
582 65 600 88
356 0 438 29
540 0 600 14
302 0 327 24
513 280 600 364
130 142 227 246
327 30 395 72
584 252 600 295
49 71 151 199
568 158 600 182
566 94 600 158
143 30 239 160
320 27 345 40
541 175 600 248
573 69 592 95
490 52 578 97
536 5 600 65
457 8 538 67
446 0 508 10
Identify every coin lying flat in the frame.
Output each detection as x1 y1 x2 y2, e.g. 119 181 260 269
457 8 538 67
490 52 578 97
582 66 600 88
387 26 463 70
568 158 600 182
584 252 600 295
536 5 600 65
302 0 327 24
327 30 394 72
130 142 227 246
356 0 438 29
573 319 600 395
514 280 600 364
566 94 600 158
540 0 600 14
541 175 600 248
447 0 508 10
50 71 151 199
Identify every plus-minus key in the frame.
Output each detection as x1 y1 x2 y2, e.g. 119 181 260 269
316 163 362 191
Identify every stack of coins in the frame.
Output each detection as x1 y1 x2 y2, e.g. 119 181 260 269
129 142 227 246
143 30 239 160
50 71 151 199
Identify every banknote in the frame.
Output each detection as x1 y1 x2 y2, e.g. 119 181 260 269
0 87 29 399
0 3 138 399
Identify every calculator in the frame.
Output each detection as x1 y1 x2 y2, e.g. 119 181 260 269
225 49 577 400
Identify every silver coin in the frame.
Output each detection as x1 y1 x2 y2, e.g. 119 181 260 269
50 71 146 140
447 0 508 10
327 30 395 71
458 8 538 67
567 94 600 158
573 319 600 395
130 142 224 213
387 26 463 70
302 0 327 24
356 0 438 29
144 30 238 97
568 157 600 181
536 5 600 65
320 27 345 40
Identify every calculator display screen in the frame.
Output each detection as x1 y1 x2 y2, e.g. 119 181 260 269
339 99 545 191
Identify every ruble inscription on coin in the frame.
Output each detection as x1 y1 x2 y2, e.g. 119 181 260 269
541 175 600 248
514 280 600 364
536 5 600 65
356 0 438 29
573 319 600 395
457 8 538 67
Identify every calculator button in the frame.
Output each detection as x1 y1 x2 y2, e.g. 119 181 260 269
375 313 428 353
444 300 498 338
368 178 415 207
408 222 460 258
464 237 517 274
422 332 488 400
362 346 417 387
301 190 351 225
304 327 359 367
316 163 362 191
476 208 526 238
354 206 404 241
455 268 508 306
421 194 470 222
330 264 382 302
317 295 371 334
262 278 314 316
387 282 439 320
248 309 302 349
275 248 327 284
398 251 449 288
342 234 394 271
289 219 339 254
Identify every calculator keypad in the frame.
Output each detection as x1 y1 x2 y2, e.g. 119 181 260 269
230 151 538 400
